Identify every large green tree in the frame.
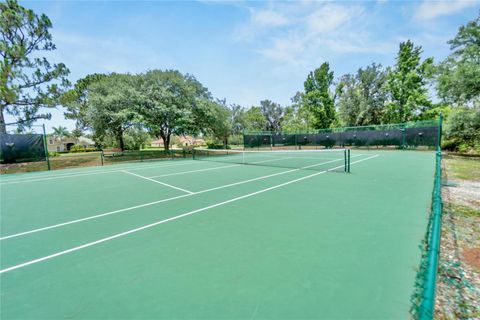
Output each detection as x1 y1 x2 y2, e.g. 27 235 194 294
337 63 387 126
336 74 361 127
0 0 70 133
243 106 267 131
282 92 314 132
436 14 480 106
260 99 284 132
443 106 480 152
303 62 336 129
205 99 232 148
208 102 247 147
86 73 140 150
384 40 433 123
229 103 245 135
52 125 70 138
136 70 212 150
61 74 107 133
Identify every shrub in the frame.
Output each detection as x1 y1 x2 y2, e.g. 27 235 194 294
70 144 87 152
70 145 98 153
458 143 471 153
441 139 460 151
124 128 152 150
443 107 480 153
228 135 244 146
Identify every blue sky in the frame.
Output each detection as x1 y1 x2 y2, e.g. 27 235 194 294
9 0 480 132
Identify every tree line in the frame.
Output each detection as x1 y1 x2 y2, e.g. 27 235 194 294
1 0 479 152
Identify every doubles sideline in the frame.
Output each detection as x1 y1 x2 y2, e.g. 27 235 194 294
0 154 298 185
0 159 204 185
0 154 366 241
0 155 379 274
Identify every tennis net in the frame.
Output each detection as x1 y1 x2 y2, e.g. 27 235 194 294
192 148 351 172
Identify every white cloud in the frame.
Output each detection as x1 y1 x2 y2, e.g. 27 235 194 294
233 8 290 42
252 10 289 27
415 0 479 20
319 36 395 55
233 2 388 64
306 4 363 35
259 33 306 64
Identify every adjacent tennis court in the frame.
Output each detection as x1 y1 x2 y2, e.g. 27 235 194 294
0 149 436 319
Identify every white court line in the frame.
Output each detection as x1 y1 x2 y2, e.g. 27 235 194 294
0 154 367 241
0 154 295 185
0 154 379 274
0 161 203 185
147 164 241 178
122 170 194 194
146 157 297 179
0 154 374 241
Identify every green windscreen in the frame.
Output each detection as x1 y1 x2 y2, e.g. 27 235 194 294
0 134 47 164
244 120 440 149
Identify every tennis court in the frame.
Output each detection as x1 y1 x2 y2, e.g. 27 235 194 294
0 149 436 319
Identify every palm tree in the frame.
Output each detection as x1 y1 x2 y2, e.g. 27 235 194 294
52 126 70 139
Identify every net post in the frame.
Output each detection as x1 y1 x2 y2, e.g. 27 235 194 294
242 130 245 149
344 149 347 172
347 149 351 173
192 148 196 160
42 124 51 171
100 151 104 166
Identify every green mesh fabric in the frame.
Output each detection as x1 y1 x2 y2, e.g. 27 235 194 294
244 120 440 149
0 134 47 164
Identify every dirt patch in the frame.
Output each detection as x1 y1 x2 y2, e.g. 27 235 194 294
435 157 480 319
463 248 480 272
443 180 480 209
0 161 48 174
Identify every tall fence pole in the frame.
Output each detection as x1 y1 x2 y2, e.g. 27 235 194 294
418 114 444 319
438 113 443 149
42 124 51 171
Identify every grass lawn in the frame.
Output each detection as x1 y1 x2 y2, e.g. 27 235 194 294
443 155 480 180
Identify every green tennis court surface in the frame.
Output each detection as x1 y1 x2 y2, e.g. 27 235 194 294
0 149 436 319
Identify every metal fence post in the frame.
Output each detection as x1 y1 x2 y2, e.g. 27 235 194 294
42 124 51 171
438 113 443 149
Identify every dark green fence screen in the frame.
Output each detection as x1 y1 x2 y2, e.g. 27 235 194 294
0 133 47 164
244 120 440 149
